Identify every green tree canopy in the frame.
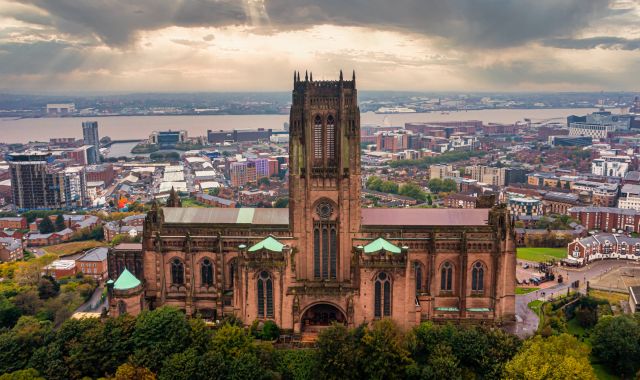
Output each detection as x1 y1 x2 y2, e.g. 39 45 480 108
54 214 66 232
504 334 596 380
591 315 640 377
38 218 55 234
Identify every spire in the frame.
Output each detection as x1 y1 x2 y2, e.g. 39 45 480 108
293 70 297 84
166 186 182 207
352 70 356 85
305 70 308 81
339 70 343 81
310 72 313 81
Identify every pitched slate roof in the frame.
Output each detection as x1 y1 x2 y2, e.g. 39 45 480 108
161 207 490 227
114 268 141 291
248 236 284 253
162 208 288 225
363 237 401 254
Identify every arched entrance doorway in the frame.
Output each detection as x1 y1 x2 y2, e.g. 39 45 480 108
301 303 346 331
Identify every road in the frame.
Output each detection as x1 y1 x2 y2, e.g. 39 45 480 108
75 283 106 313
513 259 639 338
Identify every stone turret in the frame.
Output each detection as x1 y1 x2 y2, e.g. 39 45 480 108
166 187 182 207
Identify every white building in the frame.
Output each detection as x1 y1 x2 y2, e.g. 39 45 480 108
46 103 76 115
569 123 616 139
618 184 640 211
591 156 630 177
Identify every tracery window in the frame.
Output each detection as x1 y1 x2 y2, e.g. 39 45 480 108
257 271 274 318
440 262 453 291
314 115 323 161
313 222 337 280
171 258 184 285
201 258 213 286
414 262 423 293
374 272 391 318
471 261 485 292
312 114 337 169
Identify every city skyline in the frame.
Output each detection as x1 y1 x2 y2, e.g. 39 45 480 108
1 0 640 93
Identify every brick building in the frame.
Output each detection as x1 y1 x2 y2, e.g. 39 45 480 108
108 72 516 332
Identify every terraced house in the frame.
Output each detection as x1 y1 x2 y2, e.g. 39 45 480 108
108 72 516 333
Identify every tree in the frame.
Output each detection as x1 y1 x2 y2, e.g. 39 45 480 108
114 363 156 380
0 368 45 380
38 218 55 234
257 177 270 187
316 324 364 379
504 334 596 380
208 187 220 196
275 349 319 380
131 307 192 372
360 319 413 380
400 182 427 201
274 198 289 208
54 214 66 232
37 276 60 300
591 315 640 377
0 297 21 329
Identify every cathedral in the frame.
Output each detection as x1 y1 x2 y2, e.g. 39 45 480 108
107 71 516 332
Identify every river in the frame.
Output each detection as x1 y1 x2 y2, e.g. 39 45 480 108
0 108 598 144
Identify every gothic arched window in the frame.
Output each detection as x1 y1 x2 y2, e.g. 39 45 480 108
257 271 274 318
117 300 127 315
314 115 323 161
471 262 485 292
414 262 423 293
440 262 453 291
374 272 392 318
313 224 337 280
326 115 336 161
229 261 236 288
171 258 184 285
201 258 213 286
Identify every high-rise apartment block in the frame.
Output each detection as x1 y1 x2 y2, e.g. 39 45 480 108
82 121 100 164
8 152 87 210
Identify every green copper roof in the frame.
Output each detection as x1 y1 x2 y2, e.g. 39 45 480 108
435 307 460 312
114 268 141 290
363 237 401 254
106 279 114 285
248 236 284 253
467 308 492 312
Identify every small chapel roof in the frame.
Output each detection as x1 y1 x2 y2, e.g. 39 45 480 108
113 268 141 291
248 236 284 253
363 237 401 254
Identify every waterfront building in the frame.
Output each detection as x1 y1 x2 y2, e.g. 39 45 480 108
108 72 516 332
82 121 101 164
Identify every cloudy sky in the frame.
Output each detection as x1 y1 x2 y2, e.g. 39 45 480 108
1 0 639 92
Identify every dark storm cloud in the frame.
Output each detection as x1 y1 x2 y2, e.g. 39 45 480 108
16 0 614 48
544 36 640 50
0 41 89 75
19 0 247 46
265 0 614 48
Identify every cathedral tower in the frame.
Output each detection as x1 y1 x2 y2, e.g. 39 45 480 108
288 71 361 282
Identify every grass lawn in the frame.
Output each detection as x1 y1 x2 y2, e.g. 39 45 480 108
567 317 587 340
592 363 619 380
517 247 567 262
588 290 629 305
181 198 212 208
516 287 538 295
527 299 543 316
43 240 106 256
